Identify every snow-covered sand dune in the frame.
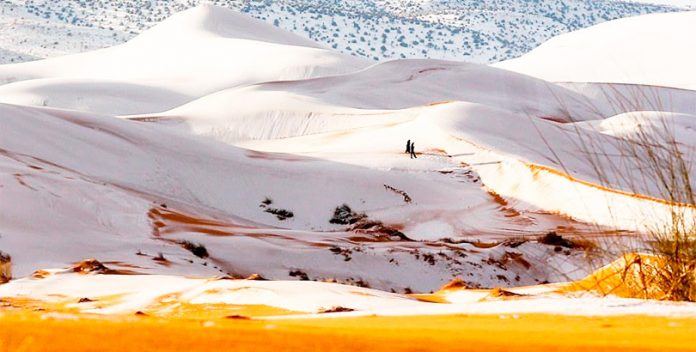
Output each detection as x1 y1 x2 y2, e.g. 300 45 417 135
1 5 696 295
1 102 593 291
229 99 696 233
496 11 696 89
0 5 368 115
142 59 696 146
143 59 603 143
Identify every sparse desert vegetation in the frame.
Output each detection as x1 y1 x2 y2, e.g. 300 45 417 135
0 0 677 64
179 240 209 259
260 198 294 221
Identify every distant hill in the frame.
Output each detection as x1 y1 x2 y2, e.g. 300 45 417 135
0 0 679 64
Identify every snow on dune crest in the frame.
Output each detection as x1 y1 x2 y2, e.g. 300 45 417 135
152 60 696 143
245 59 595 116
0 5 368 115
145 59 629 144
496 11 696 89
128 4 324 48
152 58 696 146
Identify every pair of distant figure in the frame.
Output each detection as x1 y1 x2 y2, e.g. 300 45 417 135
405 139 417 159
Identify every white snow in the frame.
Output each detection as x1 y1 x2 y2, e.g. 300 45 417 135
496 11 696 90
2 273 696 318
1 4 696 304
0 5 369 115
1 100 592 291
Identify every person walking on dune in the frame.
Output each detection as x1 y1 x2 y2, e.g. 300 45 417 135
410 142 417 159
405 139 411 154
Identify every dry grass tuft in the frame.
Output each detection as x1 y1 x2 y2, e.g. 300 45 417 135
0 251 11 283
548 87 696 301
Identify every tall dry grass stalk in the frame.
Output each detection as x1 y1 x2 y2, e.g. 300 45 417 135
608 106 695 301
544 84 696 301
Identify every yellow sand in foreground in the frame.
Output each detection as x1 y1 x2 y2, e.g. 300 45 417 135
1 312 695 352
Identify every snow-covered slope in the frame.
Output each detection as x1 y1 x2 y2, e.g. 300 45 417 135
146 59 609 143
2 4 696 296
0 5 368 115
227 97 696 235
1 0 680 64
2 101 597 291
496 11 696 89
154 58 696 143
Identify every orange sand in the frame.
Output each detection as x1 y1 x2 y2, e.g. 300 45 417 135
0 311 695 351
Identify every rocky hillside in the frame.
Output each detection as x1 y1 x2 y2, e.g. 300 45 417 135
0 0 677 64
